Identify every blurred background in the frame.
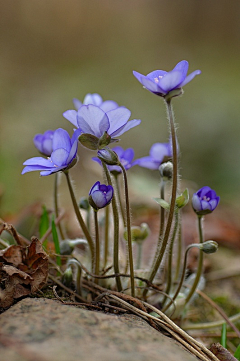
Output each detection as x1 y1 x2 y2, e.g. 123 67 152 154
1 0 240 215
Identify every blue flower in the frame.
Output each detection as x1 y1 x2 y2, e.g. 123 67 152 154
89 181 114 210
22 128 78 176
135 142 172 170
33 130 55 156
63 104 141 140
133 60 201 97
192 186 220 215
73 93 119 112
93 146 137 173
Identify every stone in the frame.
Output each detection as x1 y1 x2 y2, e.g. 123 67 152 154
0 297 198 361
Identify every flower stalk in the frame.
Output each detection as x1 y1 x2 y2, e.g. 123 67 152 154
93 209 100 283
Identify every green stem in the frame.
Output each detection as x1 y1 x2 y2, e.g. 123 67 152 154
101 162 122 292
143 99 178 299
119 163 135 297
159 179 165 240
113 173 126 227
185 215 204 305
54 173 64 240
103 205 109 268
64 171 95 270
161 211 179 307
174 211 182 282
94 210 100 284
162 243 196 313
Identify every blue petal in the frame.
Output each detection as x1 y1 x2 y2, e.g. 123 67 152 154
77 105 109 138
89 181 100 195
66 140 78 164
107 107 131 136
133 71 162 93
192 194 201 211
52 129 71 152
92 191 107 208
180 70 201 87
23 157 53 167
122 148 134 163
101 100 119 112
63 110 78 128
51 148 69 166
111 119 141 137
198 186 212 198
73 98 82 110
150 143 170 161
172 60 189 78
83 93 103 106
112 146 125 158
135 156 159 170
42 138 53 156
22 164 54 174
158 70 184 93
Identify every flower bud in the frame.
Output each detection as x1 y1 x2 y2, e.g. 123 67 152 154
200 240 218 254
79 197 90 211
124 223 150 244
97 147 120 166
62 266 73 287
98 131 112 148
192 186 220 216
159 161 173 181
89 181 114 210
176 188 189 209
60 239 87 255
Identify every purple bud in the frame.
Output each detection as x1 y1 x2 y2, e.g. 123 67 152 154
192 186 220 216
88 181 114 210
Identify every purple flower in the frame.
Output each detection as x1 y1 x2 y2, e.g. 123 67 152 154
135 142 172 170
89 181 114 210
73 93 119 112
192 186 220 215
22 128 78 176
93 146 137 174
33 130 55 156
133 60 201 97
63 104 141 140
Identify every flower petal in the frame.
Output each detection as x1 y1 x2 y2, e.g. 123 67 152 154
23 157 53 167
22 165 54 174
158 70 184 93
192 194 202 211
172 60 189 78
180 70 201 87
73 98 82 110
150 143 171 161
101 100 119 112
63 110 78 128
122 148 134 163
51 148 69 166
66 140 78 164
111 118 141 137
92 191 107 208
83 93 103 106
77 105 109 138
133 71 161 93
89 181 100 195
107 107 131 136
134 156 159 170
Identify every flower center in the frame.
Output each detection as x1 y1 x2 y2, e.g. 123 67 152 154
154 75 163 83
202 196 210 202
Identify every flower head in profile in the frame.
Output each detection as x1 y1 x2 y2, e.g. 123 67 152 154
22 128 78 176
135 142 172 170
73 93 119 112
133 60 201 97
33 130 55 156
63 105 141 149
192 186 220 216
93 146 137 174
88 181 114 210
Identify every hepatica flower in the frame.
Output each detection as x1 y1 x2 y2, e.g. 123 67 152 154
33 130 54 156
73 93 119 112
93 146 137 174
22 128 78 176
192 186 220 216
63 104 141 148
133 60 201 97
88 181 114 210
135 142 172 170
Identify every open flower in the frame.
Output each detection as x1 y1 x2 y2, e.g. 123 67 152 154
22 128 78 176
93 146 137 174
73 93 119 112
33 130 55 156
63 105 141 143
88 181 114 210
133 60 201 97
135 142 172 170
192 186 220 215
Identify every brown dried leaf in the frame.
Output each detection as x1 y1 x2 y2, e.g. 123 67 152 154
210 343 238 361
0 245 23 266
0 238 48 308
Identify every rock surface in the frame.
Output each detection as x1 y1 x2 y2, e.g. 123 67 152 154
0 297 198 361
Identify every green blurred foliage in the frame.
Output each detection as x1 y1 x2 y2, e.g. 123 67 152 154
1 0 240 213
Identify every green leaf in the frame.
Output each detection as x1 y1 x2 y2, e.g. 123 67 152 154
39 205 49 248
220 323 227 348
176 188 189 208
51 215 61 268
234 345 240 360
78 133 99 150
154 198 170 210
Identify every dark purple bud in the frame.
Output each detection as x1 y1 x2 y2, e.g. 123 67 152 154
88 181 114 210
192 186 220 216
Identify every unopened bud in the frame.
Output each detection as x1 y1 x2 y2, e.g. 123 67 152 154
62 266 73 287
124 223 150 244
60 239 87 255
97 147 119 165
159 161 173 181
200 240 218 254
